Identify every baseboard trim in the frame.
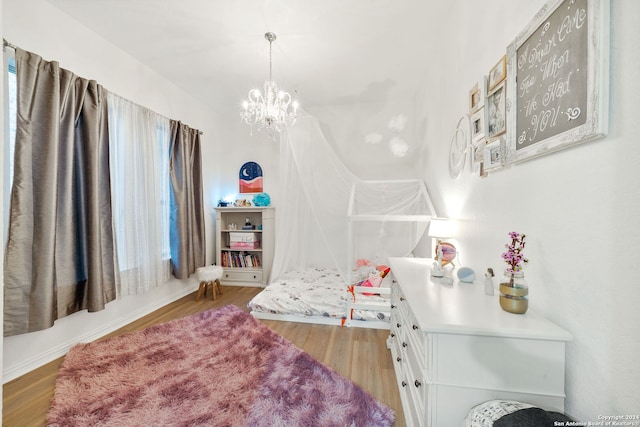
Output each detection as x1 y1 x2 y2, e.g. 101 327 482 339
2 286 194 384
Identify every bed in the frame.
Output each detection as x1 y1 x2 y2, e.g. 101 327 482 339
252 179 436 330
248 267 392 329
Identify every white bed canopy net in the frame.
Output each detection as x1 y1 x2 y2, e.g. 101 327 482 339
270 111 437 284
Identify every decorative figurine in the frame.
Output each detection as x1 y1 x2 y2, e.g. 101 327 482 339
484 268 495 296
431 245 446 277
241 216 255 230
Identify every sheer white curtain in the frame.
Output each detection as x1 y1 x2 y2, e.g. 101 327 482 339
271 112 356 281
108 93 171 296
271 110 436 285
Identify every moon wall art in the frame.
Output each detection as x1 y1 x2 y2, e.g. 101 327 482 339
239 161 263 193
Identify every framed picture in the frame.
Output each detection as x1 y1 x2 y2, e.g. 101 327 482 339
472 141 485 164
487 81 506 138
479 161 488 178
469 77 485 114
483 137 504 172
239 161 263 193
488 55 506 91
505 0 609 164
471 108 486 143
468 149 479 174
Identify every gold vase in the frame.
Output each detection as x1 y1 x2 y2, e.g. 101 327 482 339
499 271 528 314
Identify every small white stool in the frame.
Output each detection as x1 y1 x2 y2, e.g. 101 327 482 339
195 265 224 301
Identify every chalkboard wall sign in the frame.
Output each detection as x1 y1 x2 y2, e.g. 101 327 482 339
505 0 609 164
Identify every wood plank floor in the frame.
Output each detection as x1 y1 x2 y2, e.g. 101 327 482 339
3 285 405 426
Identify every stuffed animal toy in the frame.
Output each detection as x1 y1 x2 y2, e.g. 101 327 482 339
358 265 391 296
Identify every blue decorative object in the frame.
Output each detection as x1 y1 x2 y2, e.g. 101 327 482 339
253 192 271 207
457 267 476 283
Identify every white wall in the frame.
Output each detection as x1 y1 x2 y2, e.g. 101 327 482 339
418 0 640 420
1 0 223 381
208 113 281 260
306 99 426 181
213 114 281 206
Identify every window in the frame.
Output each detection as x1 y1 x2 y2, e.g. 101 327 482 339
4 55 16 239
4 57 171 295
107 93 171 294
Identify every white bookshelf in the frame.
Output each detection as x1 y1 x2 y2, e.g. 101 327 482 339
215 207 274 287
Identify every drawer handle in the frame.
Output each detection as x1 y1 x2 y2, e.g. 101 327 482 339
396 323 402 328
401 380 407 387
390 333 395 338
402 342 408 348
414 380 422 388
412 324 419 330
400 296 406 302
396 356 402 362
391 304 397 309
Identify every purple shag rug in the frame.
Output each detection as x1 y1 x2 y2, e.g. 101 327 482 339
46 305 394 426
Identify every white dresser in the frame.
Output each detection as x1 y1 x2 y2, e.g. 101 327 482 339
387 257 572 427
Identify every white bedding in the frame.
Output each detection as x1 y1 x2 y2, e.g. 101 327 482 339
248 267 390 323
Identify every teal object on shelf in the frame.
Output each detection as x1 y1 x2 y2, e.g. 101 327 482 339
253 192 271 207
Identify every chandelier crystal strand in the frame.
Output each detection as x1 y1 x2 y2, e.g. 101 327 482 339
241 32 299 135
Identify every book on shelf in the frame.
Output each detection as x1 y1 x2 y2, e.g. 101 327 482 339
221 250 261 268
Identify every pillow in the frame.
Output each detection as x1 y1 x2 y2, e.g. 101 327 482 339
493 408 574 427
464 400 574 427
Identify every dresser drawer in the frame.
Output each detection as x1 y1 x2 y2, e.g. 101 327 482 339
389 317 402 345
404 353 428 427
405 335 426 384
391 330 406 368
391 342 421 427
406 311 426 359
222 269 263 283
390 281 402 310
392 282 411 319
432 333 567 395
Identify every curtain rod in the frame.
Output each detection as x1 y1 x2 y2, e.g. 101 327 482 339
109 92 204 135
2 39 203 136
3 38 17 50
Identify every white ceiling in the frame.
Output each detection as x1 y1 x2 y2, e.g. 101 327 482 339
45 0 448 113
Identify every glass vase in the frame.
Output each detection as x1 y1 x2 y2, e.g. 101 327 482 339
499 270 528 314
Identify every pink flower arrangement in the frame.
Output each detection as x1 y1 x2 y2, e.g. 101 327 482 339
502 231 529 274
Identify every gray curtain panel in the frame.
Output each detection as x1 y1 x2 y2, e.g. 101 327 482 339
168 120 205 279
3 48 117 336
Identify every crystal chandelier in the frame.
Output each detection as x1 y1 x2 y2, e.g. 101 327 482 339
241 32 299 134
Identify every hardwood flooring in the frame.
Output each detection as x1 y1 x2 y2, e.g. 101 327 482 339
3 285 405 426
